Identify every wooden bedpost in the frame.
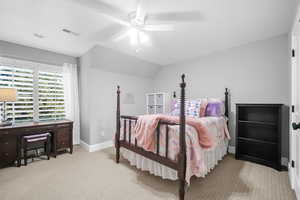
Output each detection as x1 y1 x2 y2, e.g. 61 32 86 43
225 88 229 118
178 74 187 200
115 85 121 163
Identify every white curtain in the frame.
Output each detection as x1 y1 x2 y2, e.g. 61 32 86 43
63 63 80 145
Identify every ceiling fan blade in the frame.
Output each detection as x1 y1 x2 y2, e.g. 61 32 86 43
92 24 128 43
113 30 130 42
71 0 130 26
143 24 174 32
135 0 145 21
146 11 203 23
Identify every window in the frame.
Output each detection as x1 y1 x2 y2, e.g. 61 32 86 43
0 61 65 122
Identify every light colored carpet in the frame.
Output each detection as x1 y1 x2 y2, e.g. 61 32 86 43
0 146 296 200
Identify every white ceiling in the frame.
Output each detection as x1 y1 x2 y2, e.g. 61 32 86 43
0 0 297 65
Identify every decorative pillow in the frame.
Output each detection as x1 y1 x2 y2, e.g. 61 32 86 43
186 100 201 117
205 99 225 117
171 99 201 117
209 98 225 115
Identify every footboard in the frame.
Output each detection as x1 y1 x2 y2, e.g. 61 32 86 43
119 115 179 170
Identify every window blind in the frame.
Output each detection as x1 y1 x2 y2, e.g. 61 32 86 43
38 71 65 121
0 66 34 122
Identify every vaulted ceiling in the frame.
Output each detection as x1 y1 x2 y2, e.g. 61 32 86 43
0 0 297 65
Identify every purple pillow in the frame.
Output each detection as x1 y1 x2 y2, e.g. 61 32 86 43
205 102 223 117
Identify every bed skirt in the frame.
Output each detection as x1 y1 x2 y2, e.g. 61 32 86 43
121 139 229 181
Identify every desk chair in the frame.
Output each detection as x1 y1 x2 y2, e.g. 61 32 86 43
21 133 51 166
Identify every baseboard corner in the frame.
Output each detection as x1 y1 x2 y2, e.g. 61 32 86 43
80 140 113 152
228 145 235 154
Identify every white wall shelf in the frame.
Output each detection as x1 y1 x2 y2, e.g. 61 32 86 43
146 93 168 114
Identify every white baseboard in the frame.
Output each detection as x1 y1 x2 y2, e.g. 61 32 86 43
289 162 295 189
80 140 113 152
228 145 235 154
80 140 90 152
295 173 300 200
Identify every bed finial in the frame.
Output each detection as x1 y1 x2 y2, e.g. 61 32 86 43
173 91 176 98
181 74 185 83
117 85 120 93
180 74 186 89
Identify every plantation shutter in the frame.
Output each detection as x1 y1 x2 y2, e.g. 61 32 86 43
38 71 65 121
0 66 34 122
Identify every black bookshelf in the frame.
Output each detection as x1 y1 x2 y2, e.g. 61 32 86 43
235 104 287 170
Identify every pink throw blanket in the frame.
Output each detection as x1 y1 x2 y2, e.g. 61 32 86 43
134 114 228 152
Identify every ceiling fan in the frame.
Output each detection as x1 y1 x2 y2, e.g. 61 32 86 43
72 0 202 48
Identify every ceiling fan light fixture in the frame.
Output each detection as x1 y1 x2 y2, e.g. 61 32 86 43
127 28 149 46
128 28 139 45
139 31 149 43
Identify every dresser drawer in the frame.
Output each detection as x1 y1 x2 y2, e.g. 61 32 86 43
24 126 53 133
55 125 71 150
0 135 17 152
0 130 10 137
56 139 69 149
56 127 70 141
0 151 16 167
0 135 17 167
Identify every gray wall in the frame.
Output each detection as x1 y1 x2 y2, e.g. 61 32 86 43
153 34 290 159
79 45 160 145
0 40 77 65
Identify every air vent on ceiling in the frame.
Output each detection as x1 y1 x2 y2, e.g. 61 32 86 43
33 33 45 39
62 29 80 36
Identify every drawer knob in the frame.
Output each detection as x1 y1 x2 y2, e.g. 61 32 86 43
4 153 8 156
4 142 8 145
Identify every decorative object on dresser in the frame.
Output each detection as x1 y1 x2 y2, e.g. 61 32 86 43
0 120 73 168
146 92 167 114
0 88 17 127
235 104 288 170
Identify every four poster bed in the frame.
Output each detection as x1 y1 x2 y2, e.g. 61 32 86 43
115 74 230 200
